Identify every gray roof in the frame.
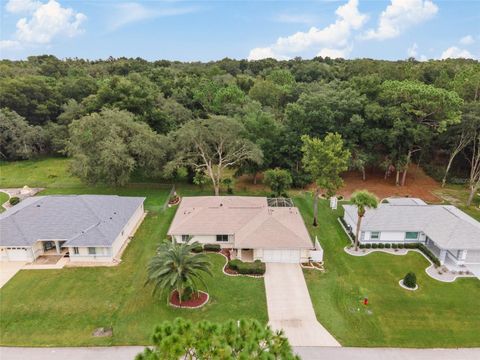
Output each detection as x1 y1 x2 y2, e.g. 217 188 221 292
343 198 480 250
0 195 145 247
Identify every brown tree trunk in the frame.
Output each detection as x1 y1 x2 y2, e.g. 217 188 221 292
253 172 257 185
214 182 220 196
395 170 400 186
401 168 408 186
355 215 363 251
313 188 320 227
467 184 477 206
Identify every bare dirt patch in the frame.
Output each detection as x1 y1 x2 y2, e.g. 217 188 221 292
338 165 441 202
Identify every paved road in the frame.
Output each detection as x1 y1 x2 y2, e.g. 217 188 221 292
264 263 340 347
0 261 25 288
295 346 480 360
2 346 480 360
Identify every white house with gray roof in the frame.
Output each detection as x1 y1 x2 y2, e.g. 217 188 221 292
0 195 145 263
343 198 480 275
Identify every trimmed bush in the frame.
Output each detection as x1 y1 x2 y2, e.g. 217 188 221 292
385 243 391 249
191 244 203 253
359 244 366 249
404 243 417 249
378 243 385 249
228 259 265 275
204 244 221 252
371 243 378 249
365 243 371 249
9 196 20 206
398 243 405 249
417 244 441 266
403 272 417 289
391 243 398 249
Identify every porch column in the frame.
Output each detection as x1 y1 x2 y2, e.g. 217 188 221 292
238 249 242 260
439 249 447 265
54 240 61 255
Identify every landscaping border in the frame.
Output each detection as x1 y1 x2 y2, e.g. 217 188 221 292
399 279 419 291
217 252 264 278
169 290 209 309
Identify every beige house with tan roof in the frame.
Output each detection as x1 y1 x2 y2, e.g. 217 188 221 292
168 196 322 263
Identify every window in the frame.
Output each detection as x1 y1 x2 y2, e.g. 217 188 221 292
370 232 380 240
73 247 79 254
181 235 190 242
88 247 96 255
405 232 419 240
216 234 229 242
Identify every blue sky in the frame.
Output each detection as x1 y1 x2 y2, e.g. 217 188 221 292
1 0 479 61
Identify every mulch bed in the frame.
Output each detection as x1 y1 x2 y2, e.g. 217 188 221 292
169 290 209 308
168 197 181 206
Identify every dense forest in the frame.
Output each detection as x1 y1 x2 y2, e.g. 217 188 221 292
0 55 479 203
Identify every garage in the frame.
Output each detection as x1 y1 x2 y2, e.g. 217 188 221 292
6 248 32 262
263 249 301 263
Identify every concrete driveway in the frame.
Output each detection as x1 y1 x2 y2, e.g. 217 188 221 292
264 263 340 347
0 262 26 289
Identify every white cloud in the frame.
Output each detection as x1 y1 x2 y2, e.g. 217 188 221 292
407 43 418 57
317 47 351 59
5 0 41 14
0 40 22 50
248 0 367 60
459 35 474 45
440 46 475 59
362 0 438 40
109 2 198 31
15 0 86 44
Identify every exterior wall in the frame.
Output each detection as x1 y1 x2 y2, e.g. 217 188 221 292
111 204 144 258
68 246 113 262
0 246 34 262
31 241 44 260
174 234 234 248
465 250 480 264
361 231 425 243
343 213 356 231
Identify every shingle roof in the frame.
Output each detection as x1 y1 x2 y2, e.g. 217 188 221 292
168 196 313 249
343 198 480 250
0 195 145 247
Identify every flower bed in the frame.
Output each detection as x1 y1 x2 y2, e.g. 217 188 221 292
169 290 209 308
227 259 266 276
168 195 180 206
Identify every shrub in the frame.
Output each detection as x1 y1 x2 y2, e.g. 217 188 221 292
378 243 385 249
359 244 365 249
204 244 221 252
228 259 265 275
371 243 378 249
417 244 441 266
191 244 203 253
398 243 405 249
9 196 20 206
403 272 417 289
385 243 391 249
391 243 398 249
404 243 417 249
365 243 371 249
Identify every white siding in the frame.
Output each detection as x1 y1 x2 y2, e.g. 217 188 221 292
111 204 144 258
362 231 424 243
174 234 234 248
465 250 480 264
343 213 356 230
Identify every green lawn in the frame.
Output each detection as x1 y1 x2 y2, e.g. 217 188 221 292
0 191 9 213
0 186 267 346
433 185 480 221
295 194 480 347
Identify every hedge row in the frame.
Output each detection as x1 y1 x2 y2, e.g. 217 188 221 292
358 242 441 266
227 259 266 275
191 244 221 253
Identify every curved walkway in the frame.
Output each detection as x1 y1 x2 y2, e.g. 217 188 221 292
264 263 340 347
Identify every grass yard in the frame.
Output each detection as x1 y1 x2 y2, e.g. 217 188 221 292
0 191 9 213
295 194 480 347
433 185 480 221
0 186 267 346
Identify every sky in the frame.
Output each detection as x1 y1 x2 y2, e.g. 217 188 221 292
0 0 479 61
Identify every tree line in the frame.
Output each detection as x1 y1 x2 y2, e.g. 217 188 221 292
0 55 479 203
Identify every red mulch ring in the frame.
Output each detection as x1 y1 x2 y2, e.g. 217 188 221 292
168 197 181 206
220 248 231 260
224 266 237 275
338 165 441 202
169 290 208 308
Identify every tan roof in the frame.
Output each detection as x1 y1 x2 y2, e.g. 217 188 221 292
168 196 313 249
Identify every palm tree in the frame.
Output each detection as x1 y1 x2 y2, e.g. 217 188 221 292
146 240 212 304
350 190 378 251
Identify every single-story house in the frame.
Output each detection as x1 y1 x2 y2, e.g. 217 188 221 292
343 197 480 273
168 196 322 263
0 195 145 263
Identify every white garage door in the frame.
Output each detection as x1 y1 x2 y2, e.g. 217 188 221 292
7 248 31 261
263 249 301 263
